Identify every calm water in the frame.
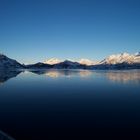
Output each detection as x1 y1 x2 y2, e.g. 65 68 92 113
0 69 140 140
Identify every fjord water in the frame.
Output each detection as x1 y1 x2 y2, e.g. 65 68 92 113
0 69 140 140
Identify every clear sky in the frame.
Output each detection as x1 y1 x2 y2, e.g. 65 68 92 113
0 0 140 64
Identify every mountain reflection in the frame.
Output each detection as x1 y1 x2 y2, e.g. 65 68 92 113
0 70 21 84
29 70 140 83
0 69 140 84
30 69 92 78
105 70 140 83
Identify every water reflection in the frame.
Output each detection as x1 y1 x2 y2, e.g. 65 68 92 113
0 69 140 84
0 70 22 84
29 69 140 83
29 69 92 78
105 70 140 83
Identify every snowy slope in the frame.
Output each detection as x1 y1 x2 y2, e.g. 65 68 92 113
78 59 98 66
100 52 140 65
44 58 62 65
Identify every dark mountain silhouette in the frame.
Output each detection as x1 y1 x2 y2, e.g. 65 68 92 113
0 54 23 69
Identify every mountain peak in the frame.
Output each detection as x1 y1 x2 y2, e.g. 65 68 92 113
0 54 23 69
63 60 73 63
121 52 130 57
79 59 97 66
100 52 140 65
0 53 7 59
62 60 79 65
44 58 61 65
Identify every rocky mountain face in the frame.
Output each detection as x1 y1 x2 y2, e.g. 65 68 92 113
26 62 53 69
0 54 23 69
53 60 86 69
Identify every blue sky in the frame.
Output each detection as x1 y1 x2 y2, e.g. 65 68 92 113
0 0 140 64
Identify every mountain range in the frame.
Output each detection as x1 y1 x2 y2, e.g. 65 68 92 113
43 52 140 65
0 52 140 70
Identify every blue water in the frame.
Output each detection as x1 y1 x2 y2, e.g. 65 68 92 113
0 69 140 140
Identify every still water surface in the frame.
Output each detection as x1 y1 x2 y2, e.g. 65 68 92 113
0 69 140 140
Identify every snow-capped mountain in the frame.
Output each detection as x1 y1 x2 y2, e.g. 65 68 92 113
78 59 98 66
100 52 140 65
44 58 97 66
44 58 62 65
38 53 140 69
0 54 23 69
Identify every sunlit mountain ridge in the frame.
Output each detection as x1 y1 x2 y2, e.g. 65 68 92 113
100 52 140 65
43 52 140 66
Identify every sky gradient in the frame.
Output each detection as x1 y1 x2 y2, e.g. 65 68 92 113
0 0 140 64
